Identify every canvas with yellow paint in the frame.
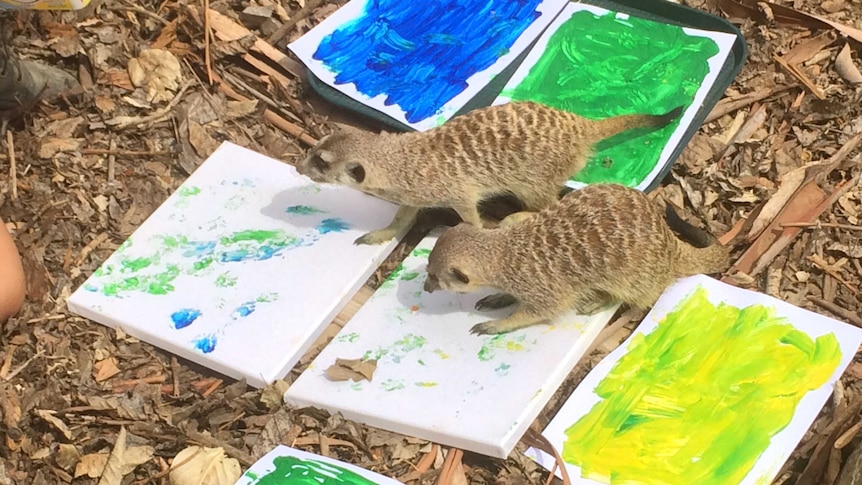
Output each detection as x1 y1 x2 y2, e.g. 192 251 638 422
529 274 862 485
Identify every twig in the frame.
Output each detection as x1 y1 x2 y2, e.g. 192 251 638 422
105 79 194 130
107 137 116 183
2 351 44 382
81 148 173 157
110 4 170 26
781 221 862 231
184 429 255 466
808 297 862 327
75 232 109 266
111 374 167 393
203 0 213 85
435 448 463 485
6 129 15 200
201 378 223 397
704 84 797 124
170 356 181 398
267 0 325 45
398 444 439 482
807 255 859 295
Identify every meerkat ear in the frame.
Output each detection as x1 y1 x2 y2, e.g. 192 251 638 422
346 162 366 183
451 268 470 284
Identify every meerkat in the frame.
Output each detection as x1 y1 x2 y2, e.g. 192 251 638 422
295 101 683 245
422 183 729 336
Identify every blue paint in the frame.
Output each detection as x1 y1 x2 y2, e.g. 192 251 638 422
171 308 202 329
219 245 289 263
194 335 217 353
235 301 256 317
182 241 216 258
313 0 543 123
316 217 350 234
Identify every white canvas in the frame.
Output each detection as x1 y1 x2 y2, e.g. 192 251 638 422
235 445 401 484
493 3 738 191
528 274 862 485
284 233 618 458
288 0 569 131
67 142 400 388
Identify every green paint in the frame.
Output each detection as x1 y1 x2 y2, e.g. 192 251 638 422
477 334 529 362
256 293 278 303
362 333 427 363
350 382 363 391
338 332 360 343
562 286 842 484
401 271 420 281
192 257 214 272
100 264 180 296
417 359 425 366
247 455 379 485
494 363 511 376
411 248 431 258
285 205 325 215
299 184 322 195
415 382 438 388
381 379 405 391
379 262 406 290
221 230 289 245
178 186 201 196
121 256 153 272
502 10 720 186
215 272 237 288
434 349 450 360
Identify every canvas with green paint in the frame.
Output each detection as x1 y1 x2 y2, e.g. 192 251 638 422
234 445 400 485
527 274 862 485
67 142 400 388
284 232 619 458
494 2 737 190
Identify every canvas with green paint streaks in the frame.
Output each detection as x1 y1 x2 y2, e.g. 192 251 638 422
528 274 862 485
67 142 400 388
495 3 737 189
285 232 618 458
235 445 401 485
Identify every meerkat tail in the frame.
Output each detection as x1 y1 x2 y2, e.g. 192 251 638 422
664 203 716 248
665 203 729 276
591 105 685 138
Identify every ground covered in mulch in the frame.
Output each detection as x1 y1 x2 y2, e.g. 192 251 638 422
0 0 861 483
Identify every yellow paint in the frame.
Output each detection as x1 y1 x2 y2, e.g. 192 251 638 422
562 286 842 484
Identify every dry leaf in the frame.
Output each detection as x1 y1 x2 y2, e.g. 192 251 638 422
97 427 154 485
94 94 117 113
45 116 84 138
718 0 862 43
38 138 82 159
828 242 862 258
835 43 862 85
56 444 81 471
325 358 378 382
168 446 241 485
75 453 109 478
224 99 259 120
187 119 220 158
34 409 73 440
260 379 289 410
746 163 813 240
127 48 183 103
93 357 121 382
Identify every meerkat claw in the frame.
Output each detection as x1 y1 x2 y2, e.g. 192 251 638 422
354 230 394 245
470 321 507 336
475 293 518 311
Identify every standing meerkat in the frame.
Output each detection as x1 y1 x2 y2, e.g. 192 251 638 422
295 101 683 245
422 183 729 336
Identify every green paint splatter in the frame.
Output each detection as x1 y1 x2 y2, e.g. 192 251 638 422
495 363 511 376
121 257 152 272
379 262 406 290
215 272 237 288
350 382 363 391
299 184 322 195
221 230 287 245
434 349 450 360
477 334 529 361
503 10 720 186
415 382 438 388
256 293 278 303
411 248 431 258
247 455 379 485
362 333 427 363
285 205 326 215
179 186 201 196
338 332 360 343
562 286 842 484
401 271 420 281
417 359 425 366
381 379 405 391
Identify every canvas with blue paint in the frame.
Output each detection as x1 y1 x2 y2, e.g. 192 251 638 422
235 445 401 484
284 233 618 458
288 0 570 131
67 142 400 388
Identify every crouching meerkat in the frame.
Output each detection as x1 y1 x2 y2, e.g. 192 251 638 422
295 101 682 245
423 183 729 336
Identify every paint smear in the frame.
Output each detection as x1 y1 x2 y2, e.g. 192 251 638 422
171 308 201 329
562 286 842 484
477 333 533 361
363 333 427 362
193 334 217 353
313 0 544 123
316 217 351 234
285 205 326 215
246 455 380 485
503 10 720 186
382 379 405 391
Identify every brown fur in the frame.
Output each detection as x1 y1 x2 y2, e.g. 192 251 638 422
423 184 728 335
295 101 682 245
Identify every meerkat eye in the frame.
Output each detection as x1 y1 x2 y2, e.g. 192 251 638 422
347 163 366 183
451 268 470 284
310 154 328 172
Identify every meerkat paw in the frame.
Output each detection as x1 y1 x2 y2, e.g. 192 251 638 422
470 320 512 335
354 229 395 245
475 293 518 311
